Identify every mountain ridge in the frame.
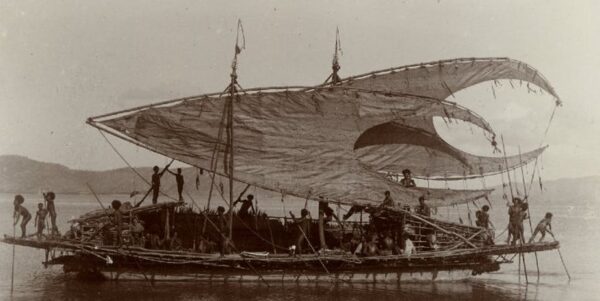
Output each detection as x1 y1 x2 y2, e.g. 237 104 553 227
1 155 598 203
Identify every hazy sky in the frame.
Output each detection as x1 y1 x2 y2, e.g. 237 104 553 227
1 0 599 181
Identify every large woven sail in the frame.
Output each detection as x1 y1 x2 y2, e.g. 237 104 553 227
337 57 559 100
338 57 559 179
89 57 558 207
91 88 496 207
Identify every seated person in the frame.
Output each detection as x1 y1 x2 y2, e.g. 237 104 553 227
363 234 380 256
400 169 416 188
414 196 431 217
380 191 394 208
379 231 395 255
169 232 182 250
131 217 145 246
402 233 417 256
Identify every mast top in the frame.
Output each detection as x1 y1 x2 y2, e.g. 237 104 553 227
230 19 245 90
324 27 342 85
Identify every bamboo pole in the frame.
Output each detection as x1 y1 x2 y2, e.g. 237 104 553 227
10 218 16 296
518 147 541 280
500 136 521 282
201 94 229 235
551 234 572 281
403 210 478 248
295 223 331 275
501 136 515 201
86 183 107 211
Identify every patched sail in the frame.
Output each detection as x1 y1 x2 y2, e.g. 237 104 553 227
89 57 559 207
90 88 493 207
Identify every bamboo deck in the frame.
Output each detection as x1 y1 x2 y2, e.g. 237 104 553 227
2 235 558 275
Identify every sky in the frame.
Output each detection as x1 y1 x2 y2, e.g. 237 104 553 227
1 0 599 182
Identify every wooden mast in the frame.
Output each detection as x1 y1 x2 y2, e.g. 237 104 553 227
227 20 244 241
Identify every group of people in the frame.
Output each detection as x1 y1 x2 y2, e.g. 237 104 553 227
472 197 554 246
505 197 554 245
151 166 185 204
12 192 59 239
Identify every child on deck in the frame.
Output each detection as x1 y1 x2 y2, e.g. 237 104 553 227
34 203 48 240
529 213 553 243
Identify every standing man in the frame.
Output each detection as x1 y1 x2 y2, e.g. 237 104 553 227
34 203 48 240
233 194 255 219
44 192 59 236
290 209 311 254
216 206 231 255
151 166 161 204
13 195 31 238
167 168 185 201
507 198 523 245
111 200 123 246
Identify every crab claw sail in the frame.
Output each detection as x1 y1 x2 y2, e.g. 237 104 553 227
338 57 559 100
339 57 558 179
90 88 493 207
88 57 558 207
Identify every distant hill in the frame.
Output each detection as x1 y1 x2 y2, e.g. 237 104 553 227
0 155 185 194
0 155 598 204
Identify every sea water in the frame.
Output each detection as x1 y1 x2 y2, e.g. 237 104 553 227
0 192 598 300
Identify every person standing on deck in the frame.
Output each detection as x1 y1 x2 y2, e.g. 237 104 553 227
167 168 185 201
476 205 495 245
507 198 523 245
290 208 311 254
400 169 416 188
111 200 123 246
216 206 231 255
43 191 59 236
233 194 255 219
34 203 48 240
151 166 161 204
13 195 31 238
476 205 495 229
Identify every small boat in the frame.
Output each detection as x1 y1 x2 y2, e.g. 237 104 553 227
2 27 562 283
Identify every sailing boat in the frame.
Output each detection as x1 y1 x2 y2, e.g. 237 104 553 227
2 28 562 282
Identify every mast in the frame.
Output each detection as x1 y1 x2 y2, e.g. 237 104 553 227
324 27 342 84
227 20 245 241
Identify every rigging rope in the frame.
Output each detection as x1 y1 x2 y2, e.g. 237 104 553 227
97 129 179 202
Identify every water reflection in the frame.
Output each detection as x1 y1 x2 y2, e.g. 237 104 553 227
28 275 547 301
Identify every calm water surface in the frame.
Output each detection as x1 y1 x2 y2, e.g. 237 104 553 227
0 192 598 300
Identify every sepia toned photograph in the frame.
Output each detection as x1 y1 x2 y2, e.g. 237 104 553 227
1 1 598 300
